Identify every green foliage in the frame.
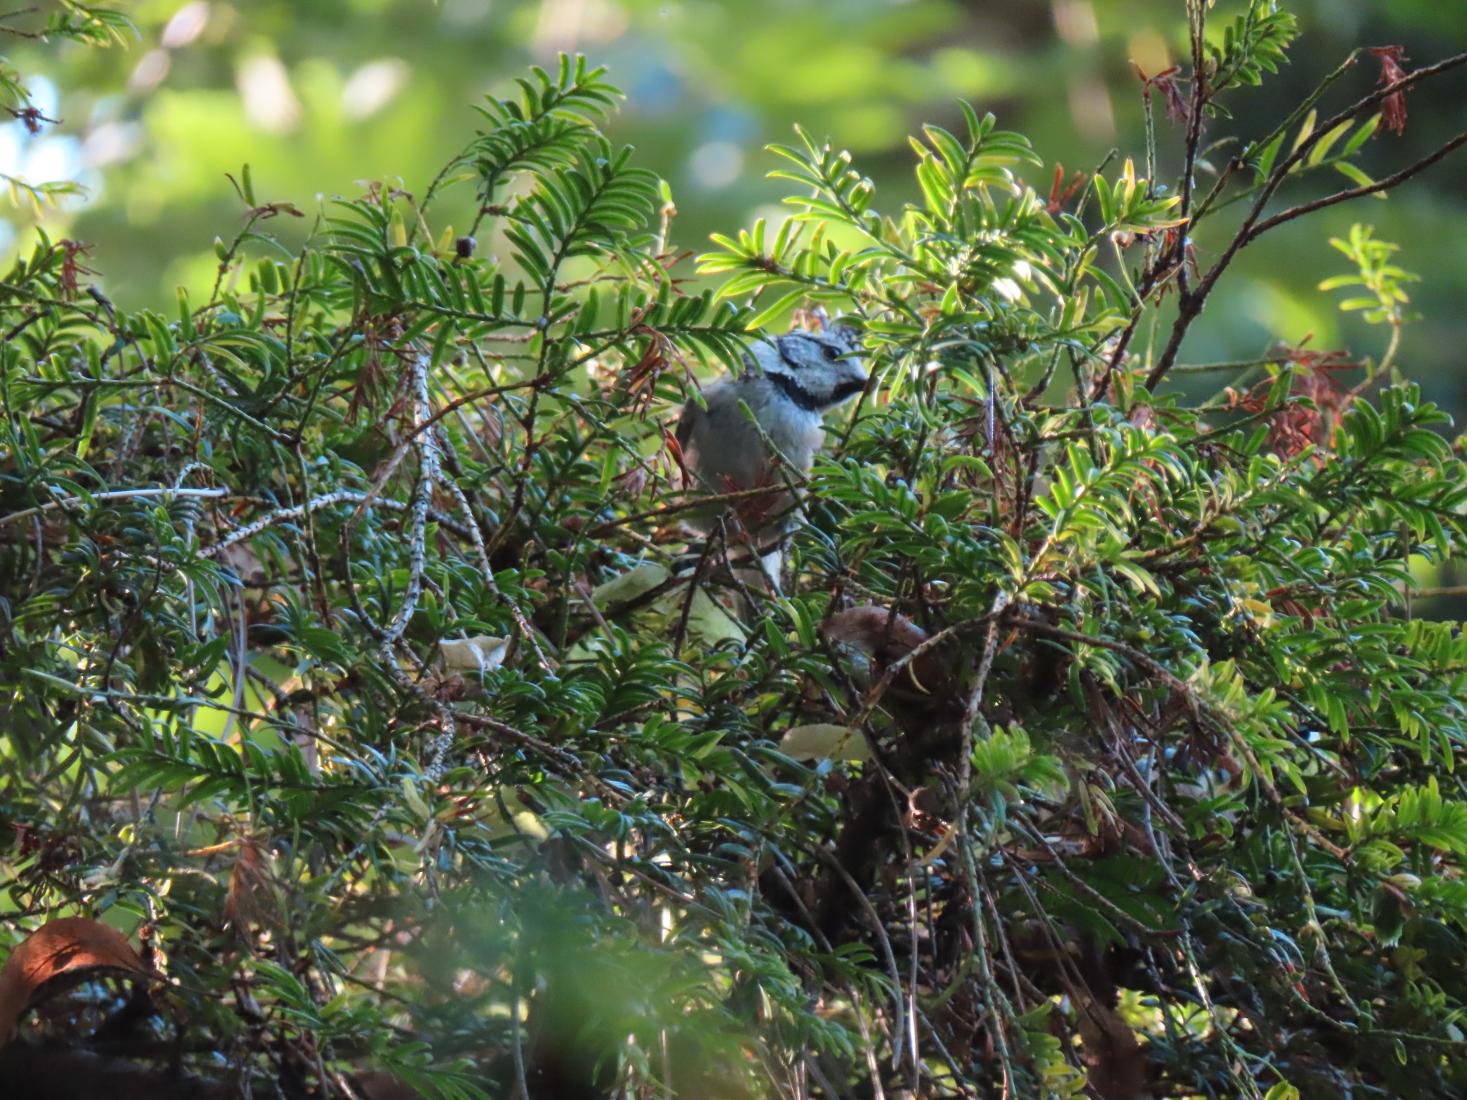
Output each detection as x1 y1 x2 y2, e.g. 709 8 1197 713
0 3 129 212
1321 222 1417 329
1210 0 1300 92
4 4 1467 1099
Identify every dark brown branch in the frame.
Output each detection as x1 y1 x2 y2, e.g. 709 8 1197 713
1142 49 1467 393
1305 48 1467 152
583 482 795 538
1244 130 1467 239
1175 0 1209 299
1008 617 1191 695
671 522 722 658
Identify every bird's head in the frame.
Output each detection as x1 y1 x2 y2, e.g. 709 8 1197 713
762 324 868 412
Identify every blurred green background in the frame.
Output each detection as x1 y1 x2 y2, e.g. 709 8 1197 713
2 0 1465 412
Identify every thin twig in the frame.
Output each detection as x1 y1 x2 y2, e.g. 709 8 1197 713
1144 50 1467 392
1245 130 1467 240
1 486 227 529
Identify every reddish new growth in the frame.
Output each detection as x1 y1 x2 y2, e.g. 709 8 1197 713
1045 163 1086 215
345 314 406 424
1371 46 1410 136
1223 345 1360 460
615 463 649 500
625 321 702 419
1131 62 1189 126
663 426 691 485
621 326 681 417
56 239 96 300
7 103 57 135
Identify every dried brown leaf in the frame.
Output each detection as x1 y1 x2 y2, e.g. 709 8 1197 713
0 917 154 1046
223 838 280 938
1371 46 1409 136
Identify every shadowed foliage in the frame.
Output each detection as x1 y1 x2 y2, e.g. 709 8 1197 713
4 4 1467 1098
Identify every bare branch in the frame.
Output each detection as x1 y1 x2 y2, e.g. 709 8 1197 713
1140 48 1467 393
1245 130 1467 239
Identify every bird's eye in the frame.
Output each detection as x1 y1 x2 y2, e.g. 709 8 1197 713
821 344 840 362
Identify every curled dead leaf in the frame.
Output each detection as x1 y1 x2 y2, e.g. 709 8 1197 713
576 562 745 659
0 917 156 1046
438 635 510 673
777 723 871 764
670 588 746 648
224 837 281 937
590 561 671 608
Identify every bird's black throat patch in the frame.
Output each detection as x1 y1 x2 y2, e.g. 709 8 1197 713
767 371 826 412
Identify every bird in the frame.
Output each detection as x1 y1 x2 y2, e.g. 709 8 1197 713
673 321 868 550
